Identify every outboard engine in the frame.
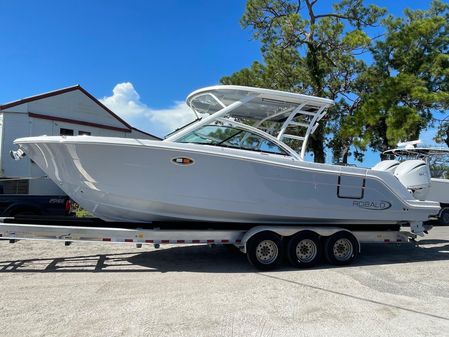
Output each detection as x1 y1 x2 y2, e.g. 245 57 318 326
372 160 400 173
394 160 431 200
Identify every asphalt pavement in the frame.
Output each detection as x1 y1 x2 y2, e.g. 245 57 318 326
1 227 449 337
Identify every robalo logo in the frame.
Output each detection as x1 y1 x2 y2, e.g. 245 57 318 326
352 200 392 210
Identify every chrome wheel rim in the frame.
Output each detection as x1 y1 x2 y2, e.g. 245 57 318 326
296 239 317 263
333 238 353 261
255 240 278 265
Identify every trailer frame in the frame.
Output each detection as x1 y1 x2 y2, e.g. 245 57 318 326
0 217 418 270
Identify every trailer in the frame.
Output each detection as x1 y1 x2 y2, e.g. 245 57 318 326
0 217 421 270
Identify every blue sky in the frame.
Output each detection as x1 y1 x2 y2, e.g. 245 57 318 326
0 0 442 166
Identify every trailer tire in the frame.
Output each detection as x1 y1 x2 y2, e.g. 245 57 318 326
324 231 359 266
439 208 449 226
287 231 321 268
246 231 283 270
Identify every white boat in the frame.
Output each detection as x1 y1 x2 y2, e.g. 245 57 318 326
373 140 449 224
12 86 440 233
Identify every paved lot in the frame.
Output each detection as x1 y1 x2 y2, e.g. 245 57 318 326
1 227 449 337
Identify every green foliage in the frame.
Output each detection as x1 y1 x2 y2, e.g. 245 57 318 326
221 0 449 162
355 0 449 154
435 122 449 146
430 163 449 179
222 0 385 163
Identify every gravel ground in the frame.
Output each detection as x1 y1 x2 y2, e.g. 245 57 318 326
1 226 449 337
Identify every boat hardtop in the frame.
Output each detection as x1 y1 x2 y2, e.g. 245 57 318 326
384 140 449 159
167 85 334 160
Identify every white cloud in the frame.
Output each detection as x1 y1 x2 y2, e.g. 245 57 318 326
100 82 196 137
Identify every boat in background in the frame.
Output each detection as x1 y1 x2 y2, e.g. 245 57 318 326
373 140 449 224
12 86 440 234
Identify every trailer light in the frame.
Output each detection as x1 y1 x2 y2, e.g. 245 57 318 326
65 199 72 213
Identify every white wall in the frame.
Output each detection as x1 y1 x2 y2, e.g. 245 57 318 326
2 112 30 178
3 90 126 129
129 128 160 140
50 120 125 137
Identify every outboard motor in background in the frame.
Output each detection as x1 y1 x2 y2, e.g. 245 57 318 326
394 160 431 201
372 160 400 174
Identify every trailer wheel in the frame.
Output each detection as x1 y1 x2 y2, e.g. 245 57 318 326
246 232 283 270
440 208 449 226
287 231 321 268
324 231 359 266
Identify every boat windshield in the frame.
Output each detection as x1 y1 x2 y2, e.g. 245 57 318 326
176 121 290 156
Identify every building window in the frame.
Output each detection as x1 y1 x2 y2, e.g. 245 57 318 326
78 131 91 136
60 128 74 136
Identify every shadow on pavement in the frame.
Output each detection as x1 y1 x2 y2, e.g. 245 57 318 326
1 237 449 273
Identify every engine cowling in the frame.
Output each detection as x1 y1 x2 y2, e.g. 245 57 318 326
372 160 400 173
394 160 431 200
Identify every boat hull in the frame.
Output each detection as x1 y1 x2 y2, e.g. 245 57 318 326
15 136 440 224
428 178 449 204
